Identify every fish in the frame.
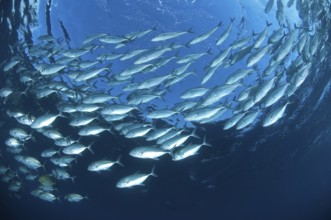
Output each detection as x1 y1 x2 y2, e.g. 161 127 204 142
146 110 178 119
31 112 63 129
268 27 284 44
253 22 272 49
176 49 211 64
223 112 246 130
125 126 153 138
100 104 137 115
230 36 251 50
129 147 170 160
265 0 275 13
273 30 297 62
50 156 76 167
82 93 118 104
62 142 94 155
127 93 164 105
51 168 75 182
240 97 256 112
185 106 226 122
201 62 222 85
125 24 158 41
151 28 193 42
134 47 173 65
9 128 31 141
3 57 21 71
74 68 110 82
159 129 200 150
120 49 148 61
15 155 43 170
82 33 108 45
199 83 241 107
42 128 63 140
136 75 173 90
69 115 98 127
0 87 13 98
180 87 209 99
198 107 227 124
262 83 289 108
163 71 196 88
116 166 157 188
88 156 123 172
99 35 130 44
120 63 154 77
63 48 90 58
276 0 286 26
172 62 192 76
210 46 233 68
172 136 211 161
76 104 101 113
38 192 59 202
41 149 60 158
97 53 123 61
236 110 260 130
262 102 290 127
36 64 67 76
296 32 308 54
246 44 271 67
287 63 311 96
216 18 235 46
5 137 22 147
225 68 255 85
146 127 174 141
78 125 110 136
0 4 322 202
188 22 222 45
254 76 277 103
64 193 87 202
229 45 254 66
287 0 295 7
173 101 198 112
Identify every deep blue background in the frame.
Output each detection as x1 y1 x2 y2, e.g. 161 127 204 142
1 0 331 220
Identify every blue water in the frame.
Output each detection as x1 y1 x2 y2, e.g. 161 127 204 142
1 0 331 219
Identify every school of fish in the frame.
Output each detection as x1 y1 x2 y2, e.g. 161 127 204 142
0 0 330 202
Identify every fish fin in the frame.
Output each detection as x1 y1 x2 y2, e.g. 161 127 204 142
167 150 174 158
19 85 31 97
71 176 76 184
184 42 191 48
87 142 95 154
150 165 157 177
107 126 114 135
152 23 158 31
206 48 213 55
116 155 124 167
187 27 194 34
202 136 212 147
41 161 47 173
191 128 200 139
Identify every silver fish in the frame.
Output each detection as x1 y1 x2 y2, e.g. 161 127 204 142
116 166 157 188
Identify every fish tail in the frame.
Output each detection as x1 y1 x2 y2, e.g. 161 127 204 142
202 136 212 147
150 165 158 177
116 155 124 167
